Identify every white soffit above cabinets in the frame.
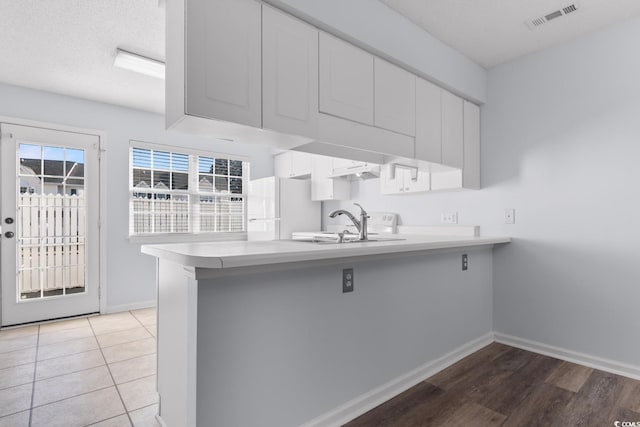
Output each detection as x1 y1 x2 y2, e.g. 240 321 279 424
379 0 640 68
0 0 165 113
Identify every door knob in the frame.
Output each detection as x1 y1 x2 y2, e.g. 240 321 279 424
4 217 13 224
4 231 15 238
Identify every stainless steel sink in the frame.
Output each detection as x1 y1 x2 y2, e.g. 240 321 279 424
291 231 405 244
294 237 406 244
314 238 406 245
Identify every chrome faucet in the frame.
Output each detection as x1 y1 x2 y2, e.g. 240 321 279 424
328 203 370 241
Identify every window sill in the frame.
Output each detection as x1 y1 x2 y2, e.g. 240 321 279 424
129 232 247 245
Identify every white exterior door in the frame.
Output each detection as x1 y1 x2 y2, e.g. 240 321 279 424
1 123 100 326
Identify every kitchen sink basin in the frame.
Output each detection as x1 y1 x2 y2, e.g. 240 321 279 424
291 231 405 244
292 236 405 244
314 238 406 245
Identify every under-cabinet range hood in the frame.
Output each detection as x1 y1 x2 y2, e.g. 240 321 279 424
329 163 380 179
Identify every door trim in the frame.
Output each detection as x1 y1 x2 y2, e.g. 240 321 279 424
0 116 108 322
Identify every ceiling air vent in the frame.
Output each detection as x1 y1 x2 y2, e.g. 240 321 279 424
526 2 580 30
545 10 563 21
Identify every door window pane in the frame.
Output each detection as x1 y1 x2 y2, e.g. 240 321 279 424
16 142 87 300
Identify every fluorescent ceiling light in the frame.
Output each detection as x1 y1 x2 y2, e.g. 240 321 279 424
114 48 165 80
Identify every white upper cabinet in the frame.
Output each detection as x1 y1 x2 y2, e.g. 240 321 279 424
319 33 374 126
310 155 351 201
431 100 481 191
380 165 429 195
167 1 480 183
374 58 416 137
441 90 464 169
415 78 442 163
274 151 312 179
185 0 262 128
380 164 401 195
463 101 481 190
262 6 318 139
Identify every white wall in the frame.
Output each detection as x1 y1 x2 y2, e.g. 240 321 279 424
326 16 640 369
264 0 487 103
0 83 274 313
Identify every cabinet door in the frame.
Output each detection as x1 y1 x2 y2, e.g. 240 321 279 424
463 101 481 189
275 151 312 178
319 33 374 126
186 0 261 127
441 90 464 169
274 152 291 178
263 6 318 139
405 169 430 193
380 165 399 195
291 151 312 177
311 155 332 200
311 155 350 200
374 58 415 136
380 165 429 194
415 78 442 163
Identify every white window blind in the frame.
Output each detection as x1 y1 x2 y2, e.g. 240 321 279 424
129 143 248 237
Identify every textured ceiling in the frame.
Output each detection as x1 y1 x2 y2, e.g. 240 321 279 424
380 0 640 68
0 0 165 113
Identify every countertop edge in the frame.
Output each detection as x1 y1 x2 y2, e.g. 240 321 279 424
141 236 511 269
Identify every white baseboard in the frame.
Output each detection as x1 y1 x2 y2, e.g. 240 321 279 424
300 332 640 427
299 332 495 427
105 300 156 314
495 332 640 381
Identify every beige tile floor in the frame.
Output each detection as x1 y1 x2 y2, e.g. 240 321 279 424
0 308 159 427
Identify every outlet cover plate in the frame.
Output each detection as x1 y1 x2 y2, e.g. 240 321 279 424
441 212 458 224
343 268 354 293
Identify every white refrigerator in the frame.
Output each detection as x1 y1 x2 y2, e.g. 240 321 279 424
248 177 321 241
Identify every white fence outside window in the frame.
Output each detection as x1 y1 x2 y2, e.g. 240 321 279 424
129 143 248 237
18 193 85 296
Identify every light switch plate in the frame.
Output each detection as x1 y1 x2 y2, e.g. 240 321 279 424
504 209 515 224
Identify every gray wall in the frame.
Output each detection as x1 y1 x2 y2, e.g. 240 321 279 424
326 16 640 368
0 83 274 312
196 248 494 427
486 16 640 367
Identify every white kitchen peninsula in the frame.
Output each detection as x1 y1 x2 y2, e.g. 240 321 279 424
142 235 510 427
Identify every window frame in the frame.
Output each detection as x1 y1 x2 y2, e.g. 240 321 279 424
128 140 250 243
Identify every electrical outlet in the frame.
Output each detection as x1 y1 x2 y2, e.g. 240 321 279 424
504 209 515 224
343 268 354 293
462 254 468 271
441 212 458 224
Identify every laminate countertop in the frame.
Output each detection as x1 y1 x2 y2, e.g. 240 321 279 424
141 234 511 269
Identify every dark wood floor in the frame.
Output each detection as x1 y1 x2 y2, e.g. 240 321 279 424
344 343 640 427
